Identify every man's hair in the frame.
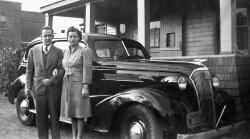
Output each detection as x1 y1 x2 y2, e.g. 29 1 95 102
67 26 82 42
40 26 54 34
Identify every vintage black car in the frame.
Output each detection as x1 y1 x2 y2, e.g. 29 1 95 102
7 33 235 139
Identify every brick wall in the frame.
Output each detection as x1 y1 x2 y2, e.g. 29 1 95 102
21 11 45 43
153 54 250 120
0 1 22 49
236 56 250 119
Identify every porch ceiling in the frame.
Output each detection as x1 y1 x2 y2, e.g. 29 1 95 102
40 0 171 24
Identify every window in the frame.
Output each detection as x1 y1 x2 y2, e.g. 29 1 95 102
236 8 248 50
120 24 126 34
166 33 175 48
0 15 6 29
150 21 160 47
96 26 106 34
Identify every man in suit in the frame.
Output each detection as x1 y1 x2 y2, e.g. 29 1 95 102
25 26 64 139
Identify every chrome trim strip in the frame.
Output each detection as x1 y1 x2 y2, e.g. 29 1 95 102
189 78 201 111
89 95 110 98
95 93 121 107
101 79 143 82
189 67 209 79
189 67 209 111
121 40 130 56
93 129 109 133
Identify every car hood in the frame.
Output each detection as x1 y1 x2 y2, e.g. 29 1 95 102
98 59 205 76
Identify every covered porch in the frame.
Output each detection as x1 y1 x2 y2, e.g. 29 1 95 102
41 0 250 57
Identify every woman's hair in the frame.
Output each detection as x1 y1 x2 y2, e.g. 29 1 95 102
67 26 82 42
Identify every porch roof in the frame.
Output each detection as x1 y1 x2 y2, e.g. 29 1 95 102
40 0 171 23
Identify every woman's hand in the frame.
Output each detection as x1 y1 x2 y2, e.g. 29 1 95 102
81 85 89 98
52 69 58 77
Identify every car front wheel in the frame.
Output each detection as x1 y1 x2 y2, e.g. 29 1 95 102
16 89 36 126
120 104 163 139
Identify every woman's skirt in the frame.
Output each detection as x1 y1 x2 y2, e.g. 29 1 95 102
60 79 92 118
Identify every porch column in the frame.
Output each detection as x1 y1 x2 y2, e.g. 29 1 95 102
85 3 95 33
219 0 237 54
45 13 53 27
248 5 250 55
137 0 150 53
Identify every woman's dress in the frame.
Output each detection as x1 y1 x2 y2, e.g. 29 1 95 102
60 45 92 118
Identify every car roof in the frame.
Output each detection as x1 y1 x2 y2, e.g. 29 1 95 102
28 33 121 46
25 33 123 58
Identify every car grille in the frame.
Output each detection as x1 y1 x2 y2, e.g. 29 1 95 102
191 70 216 129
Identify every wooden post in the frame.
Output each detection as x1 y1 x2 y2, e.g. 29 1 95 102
247 5 250 55
85 3 95 33
219 0 236 54
45 13 53 27
137 0 150 54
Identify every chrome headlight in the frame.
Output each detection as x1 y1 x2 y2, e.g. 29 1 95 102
212 76 219 88
160 76 178 83
161 76 187 90
178 76 187 90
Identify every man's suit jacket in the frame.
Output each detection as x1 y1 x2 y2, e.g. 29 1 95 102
25 44 64 96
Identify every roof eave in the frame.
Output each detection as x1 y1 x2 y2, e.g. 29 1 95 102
40 0 104 13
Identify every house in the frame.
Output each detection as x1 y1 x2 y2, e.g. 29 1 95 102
40 0 250 121
0 0 45 50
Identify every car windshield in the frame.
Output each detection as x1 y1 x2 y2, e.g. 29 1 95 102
53 41 86 50
93 40 129 59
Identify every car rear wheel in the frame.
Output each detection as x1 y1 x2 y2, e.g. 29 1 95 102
120 104 163 139
16 89 36 126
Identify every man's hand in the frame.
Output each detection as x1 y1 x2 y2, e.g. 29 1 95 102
52 69 59 77
42 79 53 86
81 85 89 98
24 89 31 98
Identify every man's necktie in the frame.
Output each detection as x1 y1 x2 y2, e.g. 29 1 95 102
45 46 48 54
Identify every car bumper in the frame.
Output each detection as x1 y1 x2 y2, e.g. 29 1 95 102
177 120 246 139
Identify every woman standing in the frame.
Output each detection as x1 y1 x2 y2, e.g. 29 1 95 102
60 27 92 139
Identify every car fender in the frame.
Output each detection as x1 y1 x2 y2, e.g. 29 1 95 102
91 88 174 131
109 88 174 117
8 74 26 104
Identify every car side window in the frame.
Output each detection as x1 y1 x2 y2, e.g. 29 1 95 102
93 40 128 58
127 48 145 59
96 48 111 58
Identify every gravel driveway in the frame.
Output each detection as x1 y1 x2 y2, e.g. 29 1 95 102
1 91 250 139
0 92 116 139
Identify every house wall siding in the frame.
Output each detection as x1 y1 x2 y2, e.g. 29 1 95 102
183 10 217 56
160 14 182 57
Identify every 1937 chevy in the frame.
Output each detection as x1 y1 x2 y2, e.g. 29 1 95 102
7 33 235 139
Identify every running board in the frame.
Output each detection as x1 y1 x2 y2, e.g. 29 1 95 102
177 120 247 139
29 109 71 124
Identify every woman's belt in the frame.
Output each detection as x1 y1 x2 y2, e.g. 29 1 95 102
65 67 82 74
64 74 83 82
